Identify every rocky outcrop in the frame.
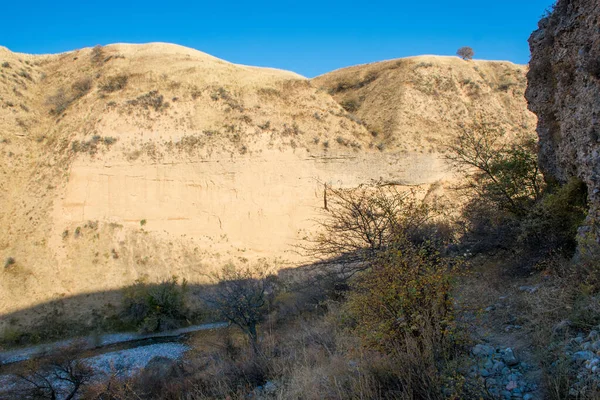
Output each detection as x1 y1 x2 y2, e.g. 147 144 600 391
526 0 600 242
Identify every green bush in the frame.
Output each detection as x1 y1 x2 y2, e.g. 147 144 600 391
121 277 189 333
519 178 588 258
345 237 460 354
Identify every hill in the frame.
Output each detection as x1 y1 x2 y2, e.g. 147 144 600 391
0 43 535 330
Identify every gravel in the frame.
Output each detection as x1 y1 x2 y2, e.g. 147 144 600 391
86 342 190 377
0 342 191 397
0 322 227 365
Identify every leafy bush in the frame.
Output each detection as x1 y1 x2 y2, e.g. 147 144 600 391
121 277 189 333
345 237 459 354
519 178 588 258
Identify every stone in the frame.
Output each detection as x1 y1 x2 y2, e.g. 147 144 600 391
263 381 277 394
573 350 595 362
502 348 519 366
527 0 600 243
523 394 534 400
472 344 495 357
506 380 518 390
518 286 539 294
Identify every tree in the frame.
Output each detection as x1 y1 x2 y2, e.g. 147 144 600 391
302 183 438 278
444 123 544 217
11 344 95 400
203 262 274 352
457 46 475 60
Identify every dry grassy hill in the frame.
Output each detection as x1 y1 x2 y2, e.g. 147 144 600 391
313 55 536 152
0 44 535 332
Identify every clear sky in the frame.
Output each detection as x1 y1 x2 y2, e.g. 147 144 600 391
1 0 555 78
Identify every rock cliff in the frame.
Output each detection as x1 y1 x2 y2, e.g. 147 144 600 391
526 0 600 241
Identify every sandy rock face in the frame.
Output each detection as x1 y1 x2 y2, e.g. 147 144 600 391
526 0 600 241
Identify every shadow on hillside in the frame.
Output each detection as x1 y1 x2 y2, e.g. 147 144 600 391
0 261 333 351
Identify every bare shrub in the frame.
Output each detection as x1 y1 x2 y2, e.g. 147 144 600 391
46 88 74 115
303 183 438 277
10 344 94 400
202 262 275 352
126 90 169 112
71 77 92 99
90 45 105 65
99 74 128 93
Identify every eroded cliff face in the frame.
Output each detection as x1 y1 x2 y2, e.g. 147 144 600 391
526 0 600 240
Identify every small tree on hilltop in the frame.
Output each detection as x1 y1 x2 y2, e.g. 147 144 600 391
457 46 475 60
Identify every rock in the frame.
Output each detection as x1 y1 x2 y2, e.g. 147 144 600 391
573 351 595 362
523 394 534 400
502 348 519 366
472 344 495 357
493 360 506 371
527 0 600 243
553 320 572 336
480 368 491 377
589 330 599 341
518 286 539 294
263 381 277 394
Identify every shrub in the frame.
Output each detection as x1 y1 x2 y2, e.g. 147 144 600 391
445 123 544 217
1 61 10 68
202 262 275 351
457 46 475 60
121 277 189 333
99 74 128 92
519 178 588 258
91 45 105 65
304 183 438 275
126 90 169 112
4 257 15 268
71 77 92 98
340 98 360 113
345 237 459 354
46 88 71 115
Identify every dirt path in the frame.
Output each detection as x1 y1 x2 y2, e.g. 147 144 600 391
455 257 545 399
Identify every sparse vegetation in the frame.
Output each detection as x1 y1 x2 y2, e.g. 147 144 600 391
71 135 118 155
99 74 128 92
126 90 169 112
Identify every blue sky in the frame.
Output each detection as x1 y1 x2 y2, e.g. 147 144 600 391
1 0 554 77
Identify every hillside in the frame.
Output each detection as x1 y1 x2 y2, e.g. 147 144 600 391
0 43 535 331
313 55 536 153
